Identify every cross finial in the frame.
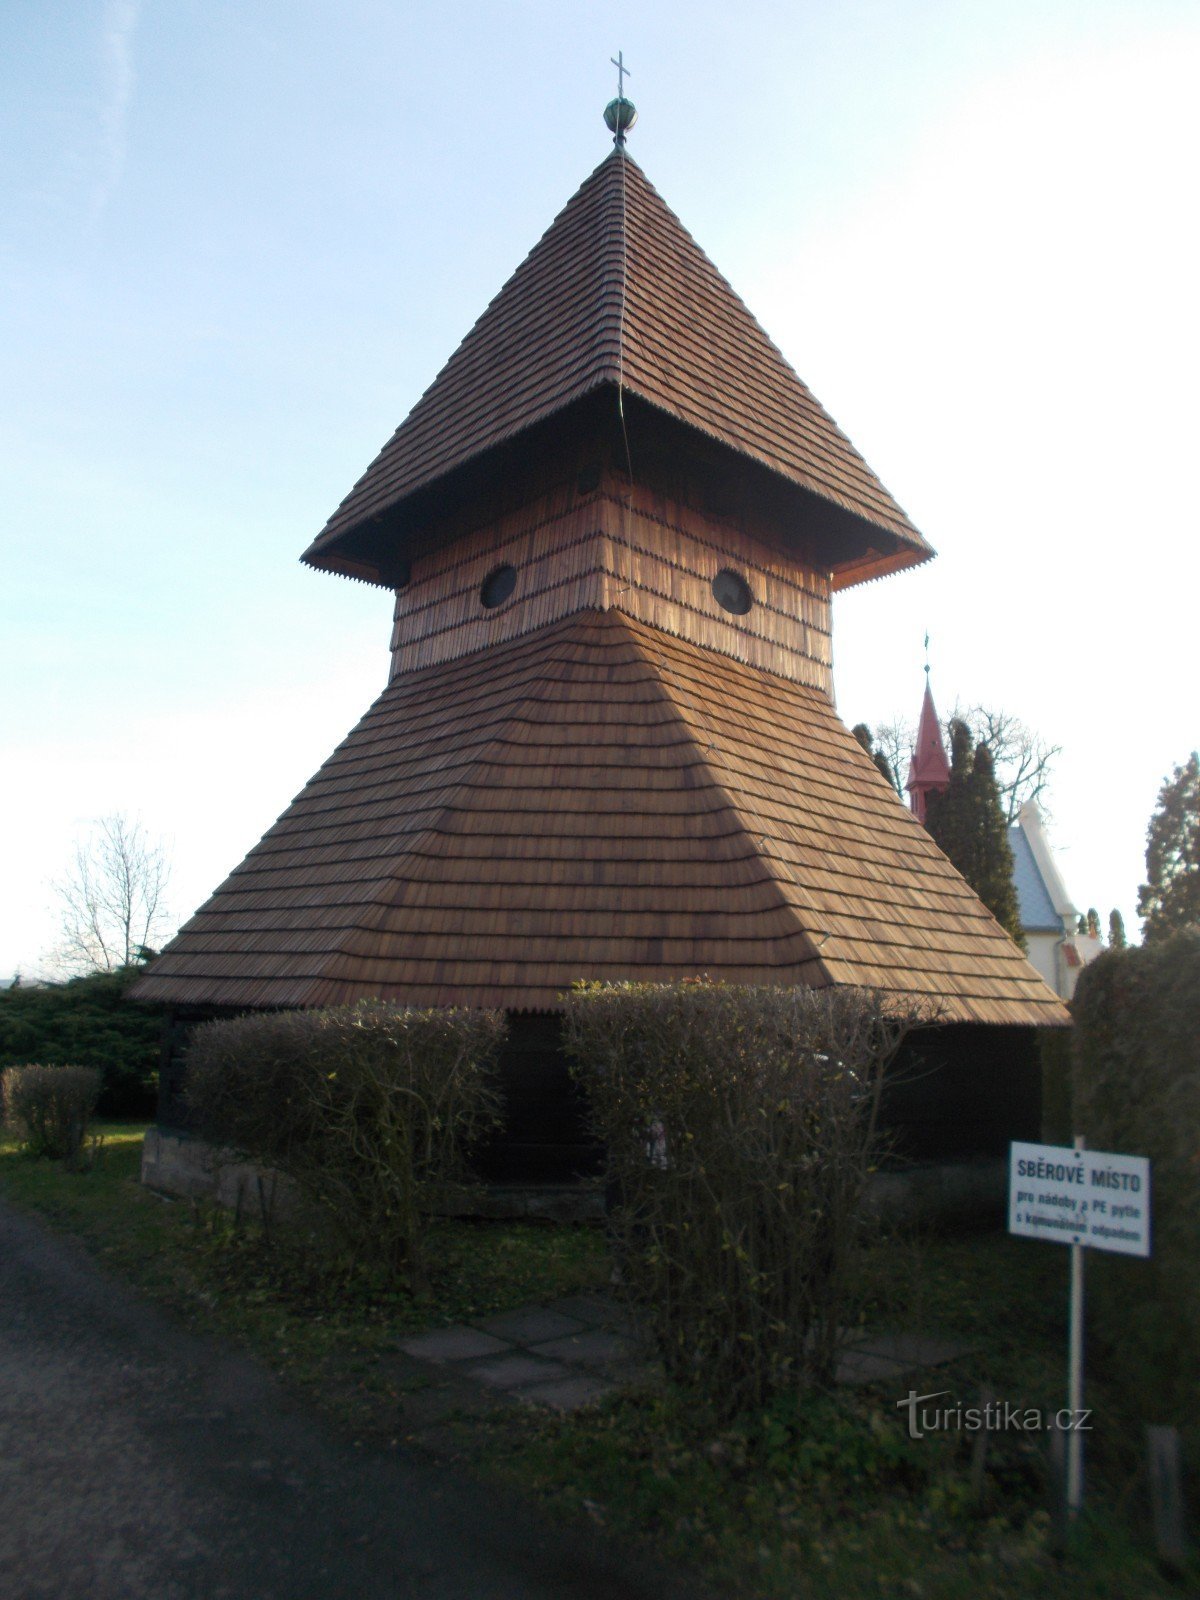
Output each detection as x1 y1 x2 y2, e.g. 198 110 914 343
923 630 931 677
603 52 638 146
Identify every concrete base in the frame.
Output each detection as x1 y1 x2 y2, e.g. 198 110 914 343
141 1128 304 1224
143 1129 1002 1231
141 1129 605 1225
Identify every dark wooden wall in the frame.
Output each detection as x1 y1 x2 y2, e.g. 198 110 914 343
156 1009 1040 1180
472 1012 602 1183
154 1006 603 1184
880 1024 1042 1162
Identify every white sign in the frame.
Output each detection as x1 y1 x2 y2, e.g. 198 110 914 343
1009 1141 1151 1257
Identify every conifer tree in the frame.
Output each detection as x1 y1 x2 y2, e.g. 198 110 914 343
851 723 901 791
1108 909 1126 949
1086 907 1101 939
925 719 974 869
926 726 1025 947
967 744 1025 946
1138 752 1200 942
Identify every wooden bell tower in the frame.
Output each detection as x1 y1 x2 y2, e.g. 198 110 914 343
134 101 1067 1174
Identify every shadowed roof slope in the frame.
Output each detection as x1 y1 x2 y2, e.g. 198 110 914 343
132 612 1067 1025
303 151 931 579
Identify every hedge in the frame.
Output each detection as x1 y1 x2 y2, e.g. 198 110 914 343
184 1002 506 1282
1071 931 1199 1457
2 1063 102 1166
563 979 932 1418
0 967 163 1116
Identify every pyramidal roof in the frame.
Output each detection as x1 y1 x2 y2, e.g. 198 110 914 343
132 610 1067 1027
303 150 931 579
906 678 951 825
907 680 952 792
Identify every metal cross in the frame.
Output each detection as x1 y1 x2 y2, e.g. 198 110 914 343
611 51 631 98
923 630 931 676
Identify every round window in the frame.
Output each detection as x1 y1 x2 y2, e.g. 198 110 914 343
711 568 752 615
480 564 517 609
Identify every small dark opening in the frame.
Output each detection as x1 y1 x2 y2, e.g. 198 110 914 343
712 568 752 615
480 564 517 609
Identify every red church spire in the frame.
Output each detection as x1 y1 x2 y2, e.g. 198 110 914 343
906 670 950 823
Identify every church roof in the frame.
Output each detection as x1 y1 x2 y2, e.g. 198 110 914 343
1009 825 1063 933
1009 801 1077 935
132 610 1066 1026
302 150 932 585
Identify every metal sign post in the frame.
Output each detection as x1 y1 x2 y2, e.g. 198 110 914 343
1068 1136 1085 1515
1009 1137 1152 1519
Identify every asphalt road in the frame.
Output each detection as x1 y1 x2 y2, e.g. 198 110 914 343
0 1200 698 1600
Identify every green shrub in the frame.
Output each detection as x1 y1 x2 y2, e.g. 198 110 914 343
0 967 163 1116
563 980 933 1418
1071 931 1200 1457
1 1063 103 1165
184 1002 506 1283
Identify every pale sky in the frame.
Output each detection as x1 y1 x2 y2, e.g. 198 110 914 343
3 0 1198 978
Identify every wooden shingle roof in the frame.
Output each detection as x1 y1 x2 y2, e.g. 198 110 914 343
302 151 931 582
132 611 1067 1026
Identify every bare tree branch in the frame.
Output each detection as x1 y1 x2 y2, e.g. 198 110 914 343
951 704 1062 825
50 815 172 976
858 706 1060 825
871 717 913 799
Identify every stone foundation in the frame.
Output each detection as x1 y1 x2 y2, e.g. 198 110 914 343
140 1128 605 1225
143 1129 1004 1231
141 1128 305 1222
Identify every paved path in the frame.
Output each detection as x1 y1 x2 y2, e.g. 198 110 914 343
399 1295 653 1412
400 1295 970 1413
0 1201 699 1600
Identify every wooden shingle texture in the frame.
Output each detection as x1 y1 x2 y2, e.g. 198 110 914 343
302 150 931 579
386 472 834 690
133 610 1068 1026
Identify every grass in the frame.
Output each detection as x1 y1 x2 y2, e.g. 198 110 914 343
0 1122 609 1394
476 1389 1162 1599
472 1234 1186 1599
0 1123 1191 1599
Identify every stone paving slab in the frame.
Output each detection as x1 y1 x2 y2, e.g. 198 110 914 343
393 1290 972 1416
374 1349 510 1433
477 1308 585 1344
398 1327 510 1363
515 1373 615 1411
394 1297 644 1413
466 1354 573 1391
529 1330 641 1369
